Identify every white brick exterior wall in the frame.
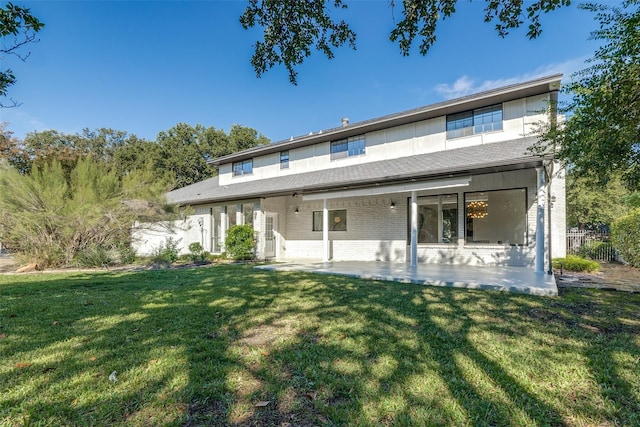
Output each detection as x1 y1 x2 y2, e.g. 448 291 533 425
146 164 566 268
272 168 564 267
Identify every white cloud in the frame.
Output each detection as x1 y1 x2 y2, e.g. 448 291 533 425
433 57 589 100
0 108 50 139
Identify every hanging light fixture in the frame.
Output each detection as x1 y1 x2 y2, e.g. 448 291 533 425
467 201 488 219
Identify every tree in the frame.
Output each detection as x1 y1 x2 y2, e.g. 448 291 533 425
566 171 631 229
11 124 269 189
155 123 217 190
155 123 269 189
552 1 640 189
1 2 44 106
112 136 163 177
240 0 570 84
0 122 28 172
21 128 145 176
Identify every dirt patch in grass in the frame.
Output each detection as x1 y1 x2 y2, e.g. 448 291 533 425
237 320 299 347
0 256 17 273
556 262 640 292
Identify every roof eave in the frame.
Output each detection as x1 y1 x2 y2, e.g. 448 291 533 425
172 156 543 206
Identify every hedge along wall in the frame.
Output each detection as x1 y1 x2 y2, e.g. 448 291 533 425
611 208 640 267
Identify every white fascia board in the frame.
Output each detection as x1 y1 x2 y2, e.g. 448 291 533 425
302 177 471 201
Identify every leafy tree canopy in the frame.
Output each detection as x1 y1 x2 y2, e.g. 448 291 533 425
0 2 44 106
20 128 145 176
566 171 632 229
0 122 29 173
13 123 269 190
241 0 570 84
552 1 640 189
155 123 269 190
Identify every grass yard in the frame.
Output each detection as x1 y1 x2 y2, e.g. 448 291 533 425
1 265 639 426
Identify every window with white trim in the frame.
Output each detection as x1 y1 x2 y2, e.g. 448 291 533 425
280 151 289 169
232 159 253 176
330 135 365 160
446 104 503 139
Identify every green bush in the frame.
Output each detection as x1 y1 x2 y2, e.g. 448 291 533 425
117 243 137 265
0 158 171 268
578 240 616 262
74 246 115 268
225 225 255 260
552 255 600 272
187 242 208 263
612 208 640 267
151 237 181 264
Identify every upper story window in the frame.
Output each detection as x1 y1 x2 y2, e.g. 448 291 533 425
446 104 503 139
330 135 366 160
280 150 289 169
232 159 253 176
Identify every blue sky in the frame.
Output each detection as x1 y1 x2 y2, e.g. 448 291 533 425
1 1 604 144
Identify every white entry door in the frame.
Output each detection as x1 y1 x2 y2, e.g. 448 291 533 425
264 214 277 259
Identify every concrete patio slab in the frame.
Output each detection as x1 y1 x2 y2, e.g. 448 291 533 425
255 261 558 296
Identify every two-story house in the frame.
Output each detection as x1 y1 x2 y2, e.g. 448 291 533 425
136 74 566 273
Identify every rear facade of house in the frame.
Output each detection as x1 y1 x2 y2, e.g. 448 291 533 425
135 75 566 272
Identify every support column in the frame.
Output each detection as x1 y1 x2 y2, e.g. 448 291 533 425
410 191 418 267
322 198 329 262
236 204 243 226
536 166 546 274
221 208 228 253
253 204 265 261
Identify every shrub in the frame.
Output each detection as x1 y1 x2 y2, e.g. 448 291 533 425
225 225 255 260
187 242 208 263
74 246 115 268
117 244 137 265
578 240 616 262
612 208 640 267
0 158 171 268
151 237 181 264
552 255 600 273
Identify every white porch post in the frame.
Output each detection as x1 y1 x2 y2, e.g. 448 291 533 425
536 166 546 274
410 190 418 267
221 208 228 252
253 203 265 260
322 198 329 262
236 204 243 226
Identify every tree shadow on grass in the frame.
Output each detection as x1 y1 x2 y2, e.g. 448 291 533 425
194 276 562 426
1 266 639 426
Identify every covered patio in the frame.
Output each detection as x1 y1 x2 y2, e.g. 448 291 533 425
256 261 558 296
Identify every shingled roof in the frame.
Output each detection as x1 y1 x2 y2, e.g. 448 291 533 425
167 136 543 206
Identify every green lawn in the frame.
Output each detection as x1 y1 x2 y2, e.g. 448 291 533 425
1 265 639 426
